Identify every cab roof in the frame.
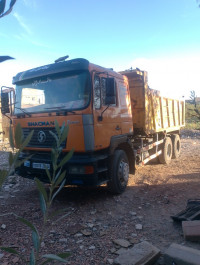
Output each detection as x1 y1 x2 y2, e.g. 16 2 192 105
13 58 90 84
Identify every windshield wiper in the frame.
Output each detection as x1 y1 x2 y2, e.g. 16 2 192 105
44 106 65 110
15 106 31 117
44 106 75 114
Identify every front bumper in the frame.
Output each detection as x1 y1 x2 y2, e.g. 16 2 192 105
16 151 109 186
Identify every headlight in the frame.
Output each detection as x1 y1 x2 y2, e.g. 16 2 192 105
69 165 94 174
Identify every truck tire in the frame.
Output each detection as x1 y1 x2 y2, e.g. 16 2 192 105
158 137 172 164
171 134 181 159
107 150 129 194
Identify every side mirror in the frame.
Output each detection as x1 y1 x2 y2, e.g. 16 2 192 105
1 92 10 114
105 78 116 105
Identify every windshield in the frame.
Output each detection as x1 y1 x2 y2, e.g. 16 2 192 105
14 70 90 114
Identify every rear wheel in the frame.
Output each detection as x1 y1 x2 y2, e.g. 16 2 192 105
158 137 172 164
107 150 129 194
171 134 181 159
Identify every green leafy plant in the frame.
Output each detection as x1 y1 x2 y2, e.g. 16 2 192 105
0 0 17 19
0 123 33 187
0 121 74 264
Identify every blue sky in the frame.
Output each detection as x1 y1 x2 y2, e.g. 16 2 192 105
0 0 200 99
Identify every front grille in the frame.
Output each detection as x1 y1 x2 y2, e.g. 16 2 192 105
22 127 67 148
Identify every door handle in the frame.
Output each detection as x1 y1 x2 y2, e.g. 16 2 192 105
115 125 121 131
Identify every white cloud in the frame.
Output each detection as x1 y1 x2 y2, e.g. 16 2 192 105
12 13 49 48
13 12 32 35
118 55 200 99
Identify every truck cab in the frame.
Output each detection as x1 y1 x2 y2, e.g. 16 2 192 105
2 58 134 192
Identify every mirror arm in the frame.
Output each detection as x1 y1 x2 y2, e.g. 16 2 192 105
98 105 110 122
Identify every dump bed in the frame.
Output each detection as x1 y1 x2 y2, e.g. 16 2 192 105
120 69 185 135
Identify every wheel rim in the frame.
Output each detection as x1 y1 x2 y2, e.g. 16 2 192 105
167 143 172 158
118 159 129 187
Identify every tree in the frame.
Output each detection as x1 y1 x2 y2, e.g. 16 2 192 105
188 90 200 122
190 90 196 107
0 0 17 63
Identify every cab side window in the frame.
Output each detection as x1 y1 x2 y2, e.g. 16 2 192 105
94 75 101 109
94 75 117 109
101 78 106 106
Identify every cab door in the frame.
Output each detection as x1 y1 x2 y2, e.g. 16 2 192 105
93 74 122 151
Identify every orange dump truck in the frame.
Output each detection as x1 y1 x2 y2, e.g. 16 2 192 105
1 58 185 193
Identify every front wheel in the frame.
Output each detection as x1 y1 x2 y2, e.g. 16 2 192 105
107 150 129 194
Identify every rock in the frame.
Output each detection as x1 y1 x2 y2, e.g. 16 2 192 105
13 189 20 193
89 245 95 250
107 258 114 264
110 247 117 254
131 233 137 237
135 224 143 230
113 239 131 248
115 248 127 255
41 242 45 248
12 257 19 263
129 211 137 216
67 224 84 235
100 230 107 236
1 224 6 229
87 223 94 228
128 238 139 244
137 216 143 220
0 252 4 259
76 240 83 244
59 238 68 243
74 233 83 237
182 220 200 241
4 186 9 192
81 229 92 236
114 241 160 265
164 243 200 265
7 176 17 184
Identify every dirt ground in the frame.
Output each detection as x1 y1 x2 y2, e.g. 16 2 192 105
0 129 200 265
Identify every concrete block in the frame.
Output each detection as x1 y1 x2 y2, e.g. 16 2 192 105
164 243 200 265
182 220 200 241
113 241 160 265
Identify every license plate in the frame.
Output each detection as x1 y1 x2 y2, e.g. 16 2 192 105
32 163 50 170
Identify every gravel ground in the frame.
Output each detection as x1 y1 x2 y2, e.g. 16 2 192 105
0 129 200 264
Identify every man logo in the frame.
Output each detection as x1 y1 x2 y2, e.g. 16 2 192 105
38 131 46 143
